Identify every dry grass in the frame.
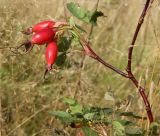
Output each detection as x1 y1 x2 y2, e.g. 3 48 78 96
0 0 160 135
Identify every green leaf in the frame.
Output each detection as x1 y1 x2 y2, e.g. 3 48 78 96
69 29 79 39
55 52 66 66
62 98 76 105
82 126 98 136
75 24 86 33
125 127 144 136
69 17 75 26
49 111 75 123
67 2 103 25
116 120 135 126
58 37 72 52
62 98 83 114
67 2 87 20
101 107 113 114
83 106 92 114
149 122 159 135
117 111 147 119
69 29 80 43
90 11 104 25
112 121 126 136
70 103 83 114
84 113 95 120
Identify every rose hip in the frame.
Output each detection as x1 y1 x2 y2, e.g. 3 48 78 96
31 29 55 45
22 20 67 35
32 20 56 33
18 29 56 52
45 41 58 67
44 41 58 78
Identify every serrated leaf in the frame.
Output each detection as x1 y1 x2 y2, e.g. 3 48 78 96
62 98 83 114
112 121 125 136
67 2 86 20
62 98 76 105
58 37 72 52
125 127 144 136
70 103 83 114
55 53 66 66
49 111 74 123
67 2 103 25
82 126 98 136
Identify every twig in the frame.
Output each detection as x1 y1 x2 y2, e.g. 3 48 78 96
127 0 151 72
126 0 153 123
82 41 129 78
82 0 154 123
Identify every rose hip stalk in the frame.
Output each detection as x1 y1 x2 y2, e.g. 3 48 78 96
18 29 56 52
22 20 67 35
44 41 58 78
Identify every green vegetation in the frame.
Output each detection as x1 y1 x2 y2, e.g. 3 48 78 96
0 0 160 135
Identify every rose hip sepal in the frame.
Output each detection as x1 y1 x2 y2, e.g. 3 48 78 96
22 20 67 35
17 29 56 52
44 41 58 79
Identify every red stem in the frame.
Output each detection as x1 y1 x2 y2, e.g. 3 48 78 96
126 0 153 123
127 0 150 72
83 0 154 123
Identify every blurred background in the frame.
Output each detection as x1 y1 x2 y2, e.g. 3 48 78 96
0 0 160 135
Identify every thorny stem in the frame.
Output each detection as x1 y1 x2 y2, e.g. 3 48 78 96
83 0 154 123
126 0 153 123
127 0 151 72
83 42 128 78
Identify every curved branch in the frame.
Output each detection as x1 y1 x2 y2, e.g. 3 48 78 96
127 0 151 72
126 0 154 123
83 0 154 123
83 43 129 78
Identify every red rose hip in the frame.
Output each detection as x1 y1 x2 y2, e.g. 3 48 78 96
45 41 58 67
22 20 55 35
22 20 67 35
17 29 56 52
32 20 56 33
44 41 58 78
31 29 55 45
